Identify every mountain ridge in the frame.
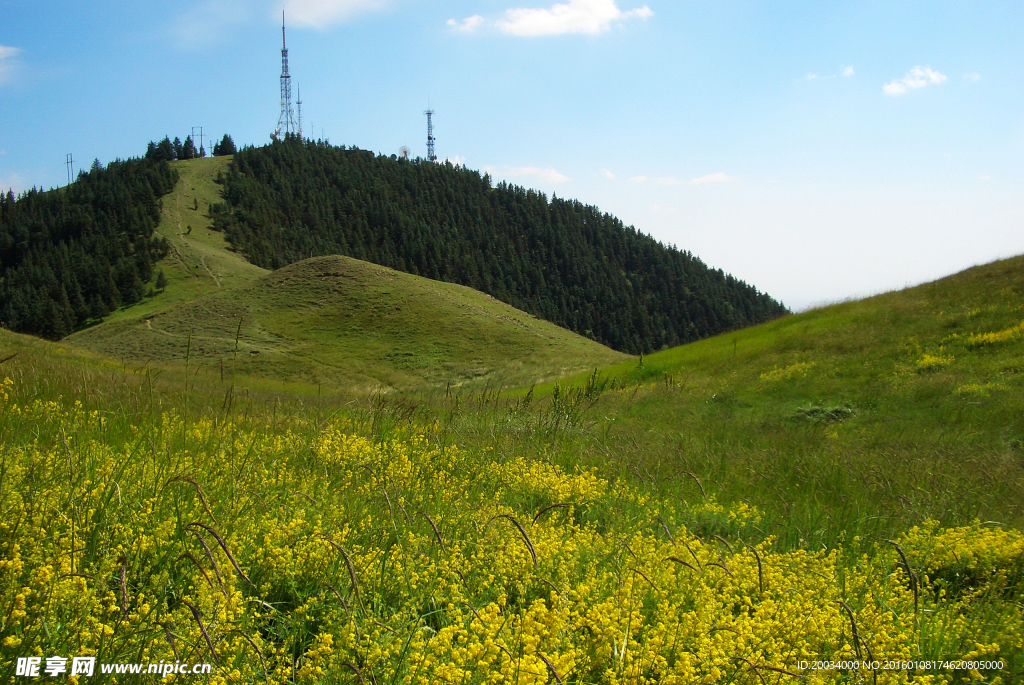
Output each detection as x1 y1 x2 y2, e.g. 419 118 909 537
210 137 788 354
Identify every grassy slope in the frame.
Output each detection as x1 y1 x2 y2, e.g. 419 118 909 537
2 257 1022 683
2 162 1023 679
66 157 627 391
521 255 1024 543
68 255 628 392
83 155 267 325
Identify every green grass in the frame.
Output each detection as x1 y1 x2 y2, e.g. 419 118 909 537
1 155 1022 680
67 255 628 392
81 155 266 327
485 255 1024 546
67 158 627 392
1 255 1022 682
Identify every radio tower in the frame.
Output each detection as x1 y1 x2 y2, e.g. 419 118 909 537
424 109 436 162
275 11 299 138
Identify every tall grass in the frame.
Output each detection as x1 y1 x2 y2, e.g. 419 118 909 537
1 357 1020 683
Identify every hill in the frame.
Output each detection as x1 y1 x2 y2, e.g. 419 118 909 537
531 254 1024 543
211 137 788 354
92 154 267 324
0 157 177 339
1 255 1021 683
68 254 629 391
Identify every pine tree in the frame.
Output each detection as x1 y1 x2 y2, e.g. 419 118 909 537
172 137 183 160
0 153 177 339
213 134 237 156
155 269 167 291
157 137 175 162
211 139 788 353
182 136 197 160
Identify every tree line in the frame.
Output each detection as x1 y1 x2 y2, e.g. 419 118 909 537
0 158 177 339
212 137 788 354
145 134 236 162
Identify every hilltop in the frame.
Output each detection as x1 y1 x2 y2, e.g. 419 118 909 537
34 154 620 391
212 137 787 354
69 254 628 391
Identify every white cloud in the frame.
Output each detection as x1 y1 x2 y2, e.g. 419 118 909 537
509 166 571 183
629 175 681 185
979 175 992 182
0 45 22 84
0 172 26 194
447 15 485 32
485 165 571 183
690 172 736 185
600 168 615 179
496 0 652 37
174 0 390 48
172 0 254 48
283 0 389 28
808 70 848 81
963 73 981 82
883 66 947 96
444 155 466 167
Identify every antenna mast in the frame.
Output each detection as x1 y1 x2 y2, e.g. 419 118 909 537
275 11 298 138
424 109 436 162
65 153 74 185
297 85 303 139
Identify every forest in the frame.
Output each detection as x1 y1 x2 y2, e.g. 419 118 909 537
213 137 788 353
0 158 176 339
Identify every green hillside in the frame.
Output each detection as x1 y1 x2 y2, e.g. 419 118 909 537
524 255 1024 544
212 138 787 354
65 156 628 391
68 254 629 391
1 255 1021 683
93 154 266 324
2 152 1022 683
0 158 177 339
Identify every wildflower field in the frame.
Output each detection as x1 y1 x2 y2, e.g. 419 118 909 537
3 253 1024 683
1 362 1021 684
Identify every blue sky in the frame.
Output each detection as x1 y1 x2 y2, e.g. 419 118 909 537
2 1 1022 309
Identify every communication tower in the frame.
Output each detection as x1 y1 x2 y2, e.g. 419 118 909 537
65 153 74 185
424 109 436 162
275 12 299 138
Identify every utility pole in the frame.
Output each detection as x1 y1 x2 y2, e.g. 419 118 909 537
192 126 205 157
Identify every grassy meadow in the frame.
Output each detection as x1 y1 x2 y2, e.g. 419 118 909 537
67 255 627 393
0 158 1022 682
1 253 1023 682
